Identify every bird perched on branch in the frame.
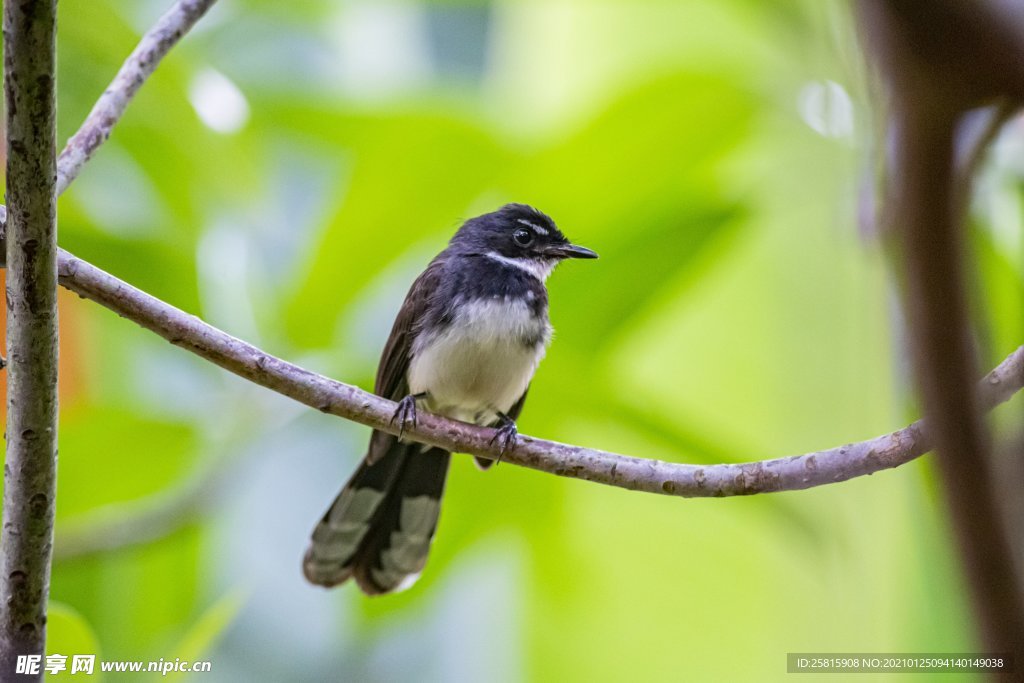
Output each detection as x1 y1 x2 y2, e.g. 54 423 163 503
303 203 597 594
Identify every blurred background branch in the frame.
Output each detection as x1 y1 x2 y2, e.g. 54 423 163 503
52 453 231 561
857 0 1024 658
954 100 1017 201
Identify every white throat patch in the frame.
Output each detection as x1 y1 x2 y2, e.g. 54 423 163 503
485 251 555 281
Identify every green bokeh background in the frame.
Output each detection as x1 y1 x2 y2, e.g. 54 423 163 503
11 0 1024 680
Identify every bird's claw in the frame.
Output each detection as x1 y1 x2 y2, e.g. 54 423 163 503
390 395 419 442
489 418 518 464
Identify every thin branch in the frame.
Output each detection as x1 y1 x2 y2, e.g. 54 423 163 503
954 100 1017 191
1 0 59 677
53 247 1024 498
55 0 219 195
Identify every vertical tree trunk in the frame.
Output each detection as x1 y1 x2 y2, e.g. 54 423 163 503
856 0 1024 657
0 0 59 679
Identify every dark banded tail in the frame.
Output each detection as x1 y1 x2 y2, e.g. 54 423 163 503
303 441 451 595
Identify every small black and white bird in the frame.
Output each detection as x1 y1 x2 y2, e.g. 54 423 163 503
303 203 597 595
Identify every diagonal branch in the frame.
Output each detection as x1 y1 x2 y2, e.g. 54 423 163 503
1 0 60 677
53 246 1024 498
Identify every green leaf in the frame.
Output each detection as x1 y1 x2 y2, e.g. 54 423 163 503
163 587 249 682
46 602 104 681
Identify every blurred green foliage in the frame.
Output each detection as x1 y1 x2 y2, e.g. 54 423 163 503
5 0 1022 680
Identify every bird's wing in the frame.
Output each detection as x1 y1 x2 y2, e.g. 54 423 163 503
505 385 530 423
374 257 445 399
366 258 445 464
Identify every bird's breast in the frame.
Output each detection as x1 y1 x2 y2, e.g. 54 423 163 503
408 296 551 424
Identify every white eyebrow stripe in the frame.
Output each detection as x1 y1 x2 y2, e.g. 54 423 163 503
484 251 555 281
516 218 549 236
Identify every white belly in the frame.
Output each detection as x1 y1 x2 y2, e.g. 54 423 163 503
407 298 550 425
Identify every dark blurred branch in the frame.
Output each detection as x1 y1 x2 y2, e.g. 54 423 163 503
48 248 1024 498
858 0 1024 658
0 0 59 678
857 0 1024 109
55 0 219 194
994 432 1024 599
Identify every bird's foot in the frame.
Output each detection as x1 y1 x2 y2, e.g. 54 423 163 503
390 393 426 441
489 413 518 464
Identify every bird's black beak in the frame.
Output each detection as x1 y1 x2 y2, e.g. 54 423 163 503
546 243 599 260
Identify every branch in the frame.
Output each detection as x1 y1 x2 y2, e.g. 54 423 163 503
1 0 59 677
897 105 1024 652
55 0 219 195
856 0 1024 109
53 247 1024 497
954 100 1017 191
858 0 1024 656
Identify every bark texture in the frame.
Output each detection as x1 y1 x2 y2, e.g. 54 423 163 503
0 0 59 679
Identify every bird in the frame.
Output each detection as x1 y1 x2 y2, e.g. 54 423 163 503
302 203 597 595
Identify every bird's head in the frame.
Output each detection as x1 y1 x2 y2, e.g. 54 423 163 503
451 204 598 277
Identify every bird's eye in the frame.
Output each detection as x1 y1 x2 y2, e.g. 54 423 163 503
512 228 534 247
